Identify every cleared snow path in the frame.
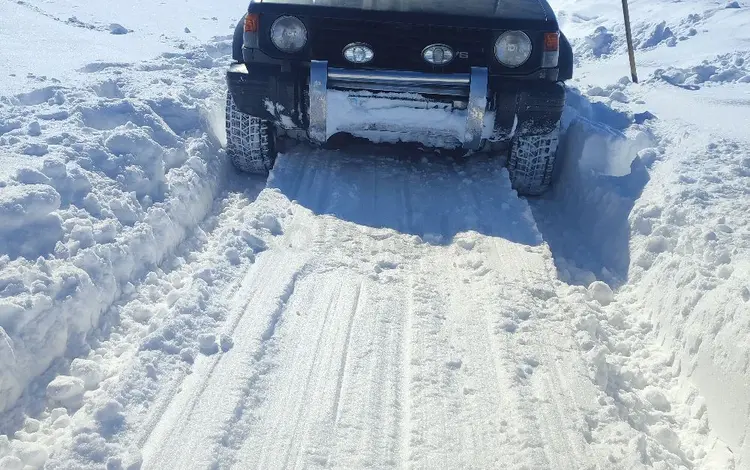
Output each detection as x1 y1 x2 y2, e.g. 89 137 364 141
22 146 720 470
140 151 601 470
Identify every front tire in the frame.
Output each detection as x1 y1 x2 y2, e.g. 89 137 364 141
225 90 277 174
507 125 560 196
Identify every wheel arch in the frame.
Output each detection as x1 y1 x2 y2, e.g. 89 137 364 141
558 32 574 82
232 14 246 63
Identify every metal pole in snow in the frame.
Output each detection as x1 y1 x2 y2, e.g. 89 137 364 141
621 0 639 83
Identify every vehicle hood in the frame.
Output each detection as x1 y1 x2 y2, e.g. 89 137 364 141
253 0 551 21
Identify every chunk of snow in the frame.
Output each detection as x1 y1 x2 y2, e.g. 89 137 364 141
109 23 129 35
22 420 39 435
95 400 125 431
70 359 105 390
585 26 614 57
198 333 218 355
23 143 48 156
49 408 67 422
46 376 85 406
0 456 23 470
609 91 630 103
643 386 671 412
0 436 10 458
52 415 72 429
641 22 675 49
15 442 48 468
219 334 234 352
14 168 51 185
0 185 60 231
650 425 682 454
180 348 197 363
587 281 614 306
258 214 282 235
27 122 41 137
105 451 142 470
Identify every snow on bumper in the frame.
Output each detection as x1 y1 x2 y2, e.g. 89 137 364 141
322 89 496 149
308 61 493 150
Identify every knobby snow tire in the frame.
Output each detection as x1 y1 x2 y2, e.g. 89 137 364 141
508 125 560 196
225 90 276 174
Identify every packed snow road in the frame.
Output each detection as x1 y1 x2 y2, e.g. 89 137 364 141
39 150 581 468
4 148 638 469
137 151 604 470
30 147 718 470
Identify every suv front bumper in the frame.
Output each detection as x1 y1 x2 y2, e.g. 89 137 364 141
227 61 565 149
308 61 489 150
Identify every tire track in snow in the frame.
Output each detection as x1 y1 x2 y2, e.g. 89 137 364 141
327 281 361 444
220 268 405 468
319 279 406 468
450 235 614 469
6 0 111 32
144 258 295 451
142 249 306 469
265 151 563 468
404 268 475 468
250 149 607 468
403 239 567 468
209 153 421 468
399 279 414 469
132 256 249 449
252 279 344 469
123 188 290 451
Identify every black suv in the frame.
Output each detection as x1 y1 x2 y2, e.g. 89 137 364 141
226 0 573 195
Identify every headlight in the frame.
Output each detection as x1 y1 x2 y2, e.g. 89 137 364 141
494 31 532 68
270 16 307 53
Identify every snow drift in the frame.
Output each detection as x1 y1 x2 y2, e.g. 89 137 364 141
0 42 232 417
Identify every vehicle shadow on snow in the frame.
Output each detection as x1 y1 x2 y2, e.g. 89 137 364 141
529 89 653 287
269 138 543 248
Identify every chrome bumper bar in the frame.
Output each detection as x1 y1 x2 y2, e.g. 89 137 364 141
328 68 471 96
308 61 489 150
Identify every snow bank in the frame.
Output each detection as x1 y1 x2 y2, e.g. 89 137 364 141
652 51 750 87
533 78 740 469
551 0 750 464
622 131 750 466
0 41 232 416
532 85 654 286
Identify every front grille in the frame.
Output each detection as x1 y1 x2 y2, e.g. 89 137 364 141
310 17 491 73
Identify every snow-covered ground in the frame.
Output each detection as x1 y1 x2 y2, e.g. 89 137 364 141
1 0 749 468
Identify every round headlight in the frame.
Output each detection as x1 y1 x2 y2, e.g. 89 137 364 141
494 31 532 68
422 44 454 65
343 43 374 64
270 16 307 53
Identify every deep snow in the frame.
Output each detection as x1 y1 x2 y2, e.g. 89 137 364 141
0 0 235 435
1 0 749 468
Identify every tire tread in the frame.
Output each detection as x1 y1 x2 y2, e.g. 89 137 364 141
508 127 560 196
225 91 275 174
